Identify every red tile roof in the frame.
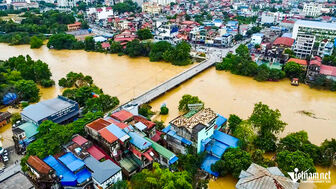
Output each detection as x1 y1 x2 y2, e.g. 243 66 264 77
27 156 52 174
133 115 155 129
111 110 133 122
287 58 308 66
310 57 322 66
115 122 128 129
320 65 336 77
86 118 111 131
99 128 118 143
272 37 294 47
72 135 88 146
87 145 105 160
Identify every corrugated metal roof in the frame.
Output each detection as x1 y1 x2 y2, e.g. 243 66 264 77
128 132 151 151
145 137 176 162
21 96 76 123
84 156 121 184
18 122 38 139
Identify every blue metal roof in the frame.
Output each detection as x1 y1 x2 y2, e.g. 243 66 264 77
161 125 171 133
169 156 178 165
201 155 220 177
134 122 147 131
213 130 239 148
163 125 192 145
215 114 227 127
43 155 77 186
2 93 17 105
128 132 152 150
205 140 229 158
58 152 85 172
106 124 128 139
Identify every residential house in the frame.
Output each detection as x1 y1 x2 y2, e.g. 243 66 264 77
145 137 178 168
12 122 38 154
264 37 294 64
67 22 81 31
287 58 308 70
27 156 56 188
164 108 227 154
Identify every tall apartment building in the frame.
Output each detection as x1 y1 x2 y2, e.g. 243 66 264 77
303 2 323 17
292 20 336 59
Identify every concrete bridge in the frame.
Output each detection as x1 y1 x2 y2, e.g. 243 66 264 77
115 42 245 112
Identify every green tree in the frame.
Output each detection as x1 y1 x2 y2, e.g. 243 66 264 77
232 121 256 150
254 64 270 81
319 139 336 167
113 0 139 14
47 33 77 50
84 94 119 113
14 80 39 102
160 106 169 115
211 148 252 178
138 104 154 118
249 102 286 135
163 41 192 66
84 36 95 51
284 61 304 79
125 39 148 57
251 149 275 167
235 44 250 60
110 41 123 53
136 29 153 40
149 41 172 62
178 94 203 112
30 36 43 49
253 132 277 152
276 150 316 174
130 163 192 189
227 114 242 134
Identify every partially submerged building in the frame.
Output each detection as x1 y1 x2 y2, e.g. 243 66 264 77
21 96 80 125
164 108 227 154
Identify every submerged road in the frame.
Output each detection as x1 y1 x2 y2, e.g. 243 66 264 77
117 42 247 111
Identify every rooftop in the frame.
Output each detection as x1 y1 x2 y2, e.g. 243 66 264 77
58 152 85 172
272 37 294 47
99 128 118 143
170 108 217 131
0 172 34 189
236 163 299 189
86 118 111 131
16 122 38 139
84 156 121 184
21 96 77 124
145 137 177 164
320 64 336 77
72 135 88 146
27 156 52 175
287 58 308 66
111 110 133 122
128 132 152 151
295 20 336 30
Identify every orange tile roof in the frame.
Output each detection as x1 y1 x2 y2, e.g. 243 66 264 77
287 58 308 66
27 156 52 174
86 118 111 131
115 122 128 129
99 128 118 143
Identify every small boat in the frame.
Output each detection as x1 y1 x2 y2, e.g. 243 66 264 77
291 78 299 86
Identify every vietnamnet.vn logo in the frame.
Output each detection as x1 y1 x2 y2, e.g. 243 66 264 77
288 168 332 183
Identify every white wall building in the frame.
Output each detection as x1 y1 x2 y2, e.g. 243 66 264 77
149 0 175 6
292 20 336 59
303 2 323 17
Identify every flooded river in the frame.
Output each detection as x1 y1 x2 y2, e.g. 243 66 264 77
1 43 336 188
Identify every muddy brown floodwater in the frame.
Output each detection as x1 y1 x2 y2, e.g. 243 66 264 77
1 43 336 188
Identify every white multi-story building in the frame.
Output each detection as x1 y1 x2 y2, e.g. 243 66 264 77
303 2 323 17
148 0 175 6
292 20 336 59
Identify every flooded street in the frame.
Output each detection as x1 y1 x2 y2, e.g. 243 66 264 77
1 43 336 188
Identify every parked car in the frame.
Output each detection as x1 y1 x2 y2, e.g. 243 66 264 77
3 156 9 163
